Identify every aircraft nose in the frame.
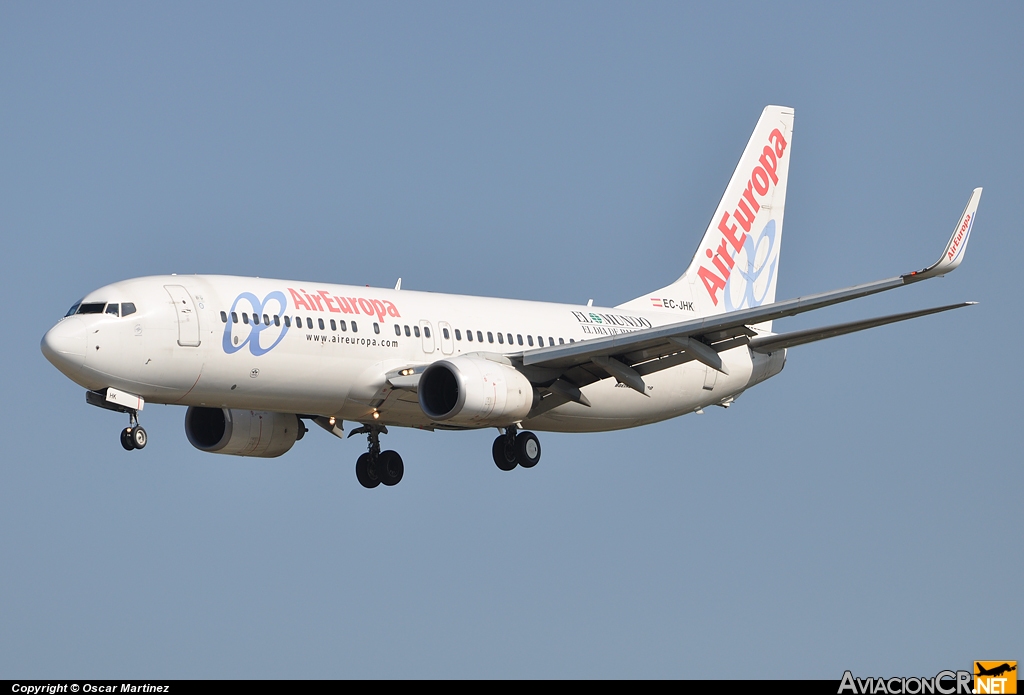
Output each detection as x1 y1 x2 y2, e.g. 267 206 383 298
41 317 87 376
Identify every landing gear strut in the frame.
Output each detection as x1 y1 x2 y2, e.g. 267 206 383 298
492 426 541 471
349 424 404 489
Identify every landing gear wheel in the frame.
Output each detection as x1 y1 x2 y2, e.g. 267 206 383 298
379 450 404 486
130 426 147 450
120 427 135 451
492 435 518 471
515 431 541 468
355 453 381 489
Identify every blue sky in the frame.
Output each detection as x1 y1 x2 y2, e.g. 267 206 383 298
2 2 1021 678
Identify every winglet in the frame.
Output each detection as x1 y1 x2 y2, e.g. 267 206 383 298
905 188 982 282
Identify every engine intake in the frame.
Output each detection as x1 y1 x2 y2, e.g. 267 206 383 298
184 407 303 458
418 355 534 426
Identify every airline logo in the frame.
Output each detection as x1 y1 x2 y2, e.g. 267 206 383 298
288 288 400 324
224 291 290 356
948 213 972 263
698 127 788 306
223 288 403 356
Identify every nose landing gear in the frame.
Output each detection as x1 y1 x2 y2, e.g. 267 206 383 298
349 424 404 489
119 412 147 451
492 426 541 471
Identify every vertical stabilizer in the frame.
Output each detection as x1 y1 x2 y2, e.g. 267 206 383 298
618 106 794 331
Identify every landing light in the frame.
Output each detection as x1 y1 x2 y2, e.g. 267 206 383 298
372 411 380 420
328 416 336 426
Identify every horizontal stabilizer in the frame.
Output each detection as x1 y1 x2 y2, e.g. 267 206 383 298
748 302 976 353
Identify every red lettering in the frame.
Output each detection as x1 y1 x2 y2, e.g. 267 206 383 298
288 288 312 311
318 290 339 312
384 300 400 318
759 146 779 184
347 297 361 314
734 199 757 233
335 296 353 314
718 212 746 253
358 298 374 316
715 239 736 269
697 266 727 305
370 299 387 323
769 128 787 158
752 166 770 196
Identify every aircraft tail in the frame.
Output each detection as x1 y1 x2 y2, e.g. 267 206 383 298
618 106 795 331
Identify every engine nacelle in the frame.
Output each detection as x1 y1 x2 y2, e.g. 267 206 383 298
418 355 534 426
184 407 303 458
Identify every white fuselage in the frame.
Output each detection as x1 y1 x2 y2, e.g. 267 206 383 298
42 275 785 433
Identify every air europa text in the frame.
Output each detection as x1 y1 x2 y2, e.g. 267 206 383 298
698 127 788 305
288 288 400 323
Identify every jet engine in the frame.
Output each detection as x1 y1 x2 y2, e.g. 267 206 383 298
418 355 534 426
184 406 304 458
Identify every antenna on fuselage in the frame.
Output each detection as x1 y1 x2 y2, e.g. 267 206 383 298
587 299 593 307
395 278 402 291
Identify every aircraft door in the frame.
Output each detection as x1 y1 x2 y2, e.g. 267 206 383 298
164 285 201 347
438 321 454 355
420 320 435 354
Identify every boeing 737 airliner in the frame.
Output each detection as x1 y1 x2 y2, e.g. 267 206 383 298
41 106 980 488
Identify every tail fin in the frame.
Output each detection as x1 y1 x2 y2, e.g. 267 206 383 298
619 106 795 330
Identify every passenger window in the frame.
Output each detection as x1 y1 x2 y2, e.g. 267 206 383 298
455 329 462 341
487 331 494 343
424 326 431 338
274 315 280 327
404 325 411 337
443 327 450 339
497 332 504 344
537 336 544 346
351 322 358 332
517 334 523 346
306 318 313 329
330 319 336 331
253 314 260 325
284 316 291 328
340 320 347 332
559 338 564 345
243 313 250 325
318 318 325 330
105 303 119 317
395 324 401 336
476 331 483 342
527 335 534 346
374 323 380 334
570 338 575 343
295 316 301 327
78 302 105 314
121 303 136 317
220 311 227 323
467 330 473 342
232 312 238 324
264 314 270 325
414 326 420 338
507 333 513 345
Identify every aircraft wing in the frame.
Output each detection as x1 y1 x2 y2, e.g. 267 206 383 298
516 189 981 404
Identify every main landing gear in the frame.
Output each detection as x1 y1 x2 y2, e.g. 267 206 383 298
349 424 404 489
119 410 147 451
492 426 541 471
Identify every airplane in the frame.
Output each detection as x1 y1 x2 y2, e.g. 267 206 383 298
40 106 981 489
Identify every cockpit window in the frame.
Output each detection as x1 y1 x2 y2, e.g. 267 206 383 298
65 302 82 317
77 302 105 314
105 303 119 317
121 303 136 317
